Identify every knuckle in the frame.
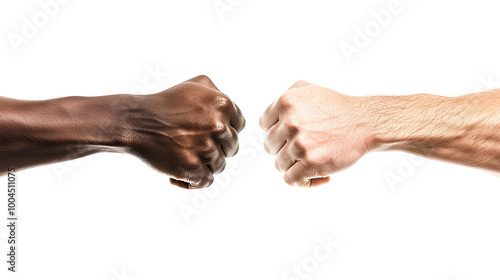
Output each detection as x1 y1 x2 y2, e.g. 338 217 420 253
183 155 201 170
283 118 300 134
291 143 306 159
292 144 320 168
302 150 321 168
278 92 296 109
196 74 212 83
199 135 212 146
213 95 232 110
293 134 309 153
293 80 310 88
200 139 216 155
211 121 227 134
302 152 315 166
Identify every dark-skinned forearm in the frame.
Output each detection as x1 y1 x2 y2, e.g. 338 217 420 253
0 95 132 174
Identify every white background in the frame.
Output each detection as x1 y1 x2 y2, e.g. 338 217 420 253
1 0 500 279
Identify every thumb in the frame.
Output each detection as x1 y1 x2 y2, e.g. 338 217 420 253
169 178 208 190
309 176 331 187
169 178 189 189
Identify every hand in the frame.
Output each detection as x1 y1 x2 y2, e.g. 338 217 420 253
126 75 245 189
259 81 375 187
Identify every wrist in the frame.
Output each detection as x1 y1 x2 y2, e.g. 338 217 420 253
85 94 136 151
52 94 136 152
352 96 392 152
362 94 458 153
361 96 402 150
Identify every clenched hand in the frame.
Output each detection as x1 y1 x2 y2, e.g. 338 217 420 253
0 75 244 189
127 75 245 189
259 81 374 187
260 80 500 187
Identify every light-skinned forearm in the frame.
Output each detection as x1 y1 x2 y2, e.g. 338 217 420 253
368 89 500 172
260 82 500 187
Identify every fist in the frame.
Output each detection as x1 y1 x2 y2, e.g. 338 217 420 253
259 81 375 187
126 75 245 189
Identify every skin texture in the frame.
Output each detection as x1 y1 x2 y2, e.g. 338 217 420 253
260 80 500 187
0 75 245 189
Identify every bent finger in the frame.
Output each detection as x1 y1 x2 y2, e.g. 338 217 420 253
264 123 288 155
230 102 246 132
214 126 239 157
259 101 279 132
275 142 297 172
206 146 226 174
283 161 316 187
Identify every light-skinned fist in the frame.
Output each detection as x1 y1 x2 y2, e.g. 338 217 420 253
259 81 376 187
